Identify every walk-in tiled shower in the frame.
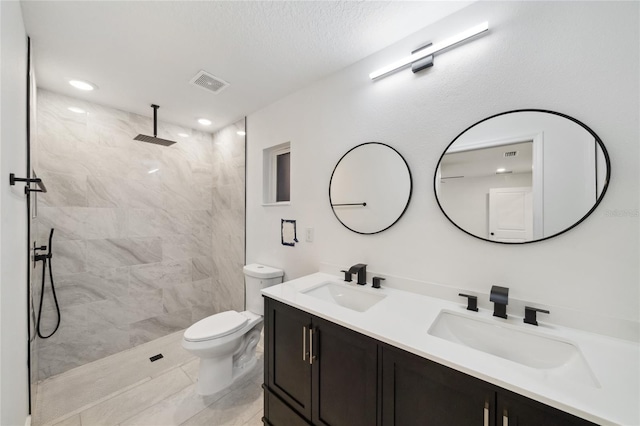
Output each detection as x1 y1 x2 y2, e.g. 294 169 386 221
31 89 246 380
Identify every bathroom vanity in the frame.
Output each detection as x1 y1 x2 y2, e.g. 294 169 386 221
261 273 639 426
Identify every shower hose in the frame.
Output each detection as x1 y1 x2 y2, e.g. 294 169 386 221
35 228 60 339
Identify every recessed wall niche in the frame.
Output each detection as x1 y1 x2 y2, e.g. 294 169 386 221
262 142 291 205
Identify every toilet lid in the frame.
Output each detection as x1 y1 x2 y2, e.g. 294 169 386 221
184 311 248 342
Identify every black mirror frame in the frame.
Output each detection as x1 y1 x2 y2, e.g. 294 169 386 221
433 109 611 245
329 142 413 235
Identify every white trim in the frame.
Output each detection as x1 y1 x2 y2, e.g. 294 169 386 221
531 133 544 239
262 202 291 207
447 133 538 153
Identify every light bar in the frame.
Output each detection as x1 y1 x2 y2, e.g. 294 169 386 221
369 22 489 80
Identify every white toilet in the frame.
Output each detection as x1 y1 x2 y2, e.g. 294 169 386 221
182 263 284 395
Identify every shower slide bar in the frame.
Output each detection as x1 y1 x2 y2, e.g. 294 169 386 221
9 173 47 194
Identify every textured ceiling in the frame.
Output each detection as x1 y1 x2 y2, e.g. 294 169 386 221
21 1 471 132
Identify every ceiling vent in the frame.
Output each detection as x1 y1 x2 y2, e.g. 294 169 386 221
503 151 518 157
189 70 229 94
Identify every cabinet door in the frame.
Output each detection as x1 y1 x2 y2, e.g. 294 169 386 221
311 316 379 426
382 345 495 426
264 387 311 426
266 299 313 419
497 390 598 426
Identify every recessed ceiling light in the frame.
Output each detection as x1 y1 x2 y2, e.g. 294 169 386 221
68 107 86 114
178 133 189 138
148 168 159 174
198 118 212 126
496 168 506 173
69 80 97 91
237 131 246 136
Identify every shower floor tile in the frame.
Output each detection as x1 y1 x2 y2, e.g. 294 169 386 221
33 329 264 426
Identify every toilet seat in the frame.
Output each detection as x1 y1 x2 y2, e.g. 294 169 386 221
184 311 248 342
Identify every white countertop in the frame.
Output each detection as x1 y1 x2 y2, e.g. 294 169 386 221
262 272 640 426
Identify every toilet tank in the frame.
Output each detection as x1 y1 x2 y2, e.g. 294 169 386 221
244 264 284 315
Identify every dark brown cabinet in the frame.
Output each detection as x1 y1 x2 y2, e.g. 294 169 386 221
382 345 495 426
496 390 597 426
266 298 313 419
264 297 597 426
265 298 378 426
380 346 596 426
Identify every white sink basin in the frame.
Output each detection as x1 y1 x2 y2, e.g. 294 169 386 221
302 282 386 312
428 310 599 387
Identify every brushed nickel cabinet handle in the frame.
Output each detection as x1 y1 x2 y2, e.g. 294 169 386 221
309 328 316 365
503 409 509 426
302 326 307 361
484 401 489 426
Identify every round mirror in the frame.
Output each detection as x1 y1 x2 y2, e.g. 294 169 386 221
434 110 610 244
330 142 412 234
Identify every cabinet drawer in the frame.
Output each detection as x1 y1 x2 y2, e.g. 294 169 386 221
265 387 311 426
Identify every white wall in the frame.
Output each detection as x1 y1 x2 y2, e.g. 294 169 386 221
246 1 639 332
0 1 30 424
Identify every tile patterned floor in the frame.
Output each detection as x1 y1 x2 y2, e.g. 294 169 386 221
33 330 264 426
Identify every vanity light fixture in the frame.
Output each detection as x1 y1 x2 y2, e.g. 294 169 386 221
69 79 97 91
369 22 489 80
198 118 212 126
67 107 86 114
496 168 506 173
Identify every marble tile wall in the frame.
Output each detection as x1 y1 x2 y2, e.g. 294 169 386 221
34 90 245 379
210 120 246 314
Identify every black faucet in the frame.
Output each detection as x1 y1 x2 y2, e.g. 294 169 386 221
490 285 509 319
348 263 367 285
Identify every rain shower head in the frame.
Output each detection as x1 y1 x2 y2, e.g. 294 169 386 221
134 104 176 146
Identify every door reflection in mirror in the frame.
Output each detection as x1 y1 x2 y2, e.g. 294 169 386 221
435 110 609 244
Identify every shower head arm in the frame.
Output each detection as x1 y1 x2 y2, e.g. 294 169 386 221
133 104 176 146
151 104 159 137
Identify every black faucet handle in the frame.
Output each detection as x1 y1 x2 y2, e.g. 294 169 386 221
340 270 353 282
523 306 550 326
372 277 385 289
458 293 478 312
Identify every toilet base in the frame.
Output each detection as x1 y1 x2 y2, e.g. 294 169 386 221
195 325 263 395
197 356 233 395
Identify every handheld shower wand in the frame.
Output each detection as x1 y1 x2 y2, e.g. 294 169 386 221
35 228 60 339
